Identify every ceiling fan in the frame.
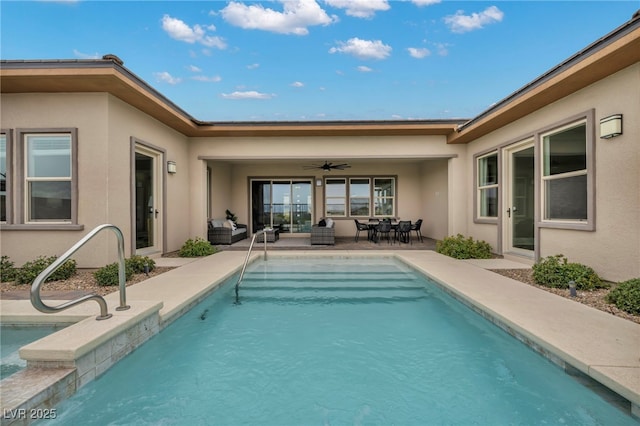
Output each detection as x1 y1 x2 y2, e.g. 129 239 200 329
303 161 351 171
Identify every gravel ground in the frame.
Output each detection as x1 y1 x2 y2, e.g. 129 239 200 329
1 266 637 325
490 268 639 325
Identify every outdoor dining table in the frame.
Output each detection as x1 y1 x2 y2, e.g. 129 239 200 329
367 220 399 242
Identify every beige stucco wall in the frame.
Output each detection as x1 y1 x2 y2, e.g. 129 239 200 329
465 64 640 281
0 93 190 267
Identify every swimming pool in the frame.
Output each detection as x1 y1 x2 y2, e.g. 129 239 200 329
49 257 635 424
1 325 66 380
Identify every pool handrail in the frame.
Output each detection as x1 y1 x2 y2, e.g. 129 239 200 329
235 228 270 304
31 223 131 321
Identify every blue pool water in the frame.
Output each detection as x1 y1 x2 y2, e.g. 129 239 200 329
1 325 65 379
50 257 634 425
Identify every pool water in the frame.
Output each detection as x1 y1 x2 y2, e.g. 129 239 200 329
50 258 635 424
1 325 65 379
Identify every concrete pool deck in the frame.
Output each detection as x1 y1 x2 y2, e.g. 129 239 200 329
1 250 639 422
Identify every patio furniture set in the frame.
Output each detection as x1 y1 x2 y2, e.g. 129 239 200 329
354 219 423 244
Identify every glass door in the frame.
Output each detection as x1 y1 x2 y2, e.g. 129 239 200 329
504 142 535 254
135 147 162 254
251 179 313 234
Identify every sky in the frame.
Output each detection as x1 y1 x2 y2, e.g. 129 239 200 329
1 1 638 122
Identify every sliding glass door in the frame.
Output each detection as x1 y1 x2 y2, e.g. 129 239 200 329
251 179 312 234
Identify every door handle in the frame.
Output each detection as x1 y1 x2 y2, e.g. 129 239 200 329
506 208 511 218
154 209 159 218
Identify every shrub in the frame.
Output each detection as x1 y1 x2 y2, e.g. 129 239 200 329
606 278 640 315
94 262 134 287
15 255 77 285
436 234 493 259
126 255 156 274
1 255 17 282
532 254 607 290
179 237 218 257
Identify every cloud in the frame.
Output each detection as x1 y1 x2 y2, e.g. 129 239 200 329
329 38 391 60
411 0 441 6
357 65 373 72
221 0 337 35
162 15 227 48
73 49 100 59
221 91 275 100
290 81 305 87
407 47 430 58
444 6 504 33
188 65 202 72
324 0 389 19
247 63 260 70
154 72 182 85
192 75 222 83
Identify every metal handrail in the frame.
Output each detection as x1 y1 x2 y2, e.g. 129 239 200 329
31 224 131 321
234 228 270 304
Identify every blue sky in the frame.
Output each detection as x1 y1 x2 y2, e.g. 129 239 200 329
2 1 638 121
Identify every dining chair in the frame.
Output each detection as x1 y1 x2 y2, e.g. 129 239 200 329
354 219 370 242
397 220 412 244
376 221 393 244
411 219 424 243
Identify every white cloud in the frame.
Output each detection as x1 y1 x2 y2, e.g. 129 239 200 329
247 63 260 70
221 0 337 35
73 49 100 59
329 38 391 60
192 75 222 83
411 0 441 6
188 65 202 73
154 71 182 85
162 15 227 49
221 91 275 100
407 47 430 58
291 81 305 87
357 65 373 72
324 0 389 19
444 6 504 34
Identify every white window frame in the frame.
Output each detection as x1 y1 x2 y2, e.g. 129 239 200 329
476 151 499 220
349 177 371 217
373 177 396 218
539 114 594 231
324 178 347 217
13 129 79 227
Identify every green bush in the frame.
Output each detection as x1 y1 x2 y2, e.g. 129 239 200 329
15 255 77 285
94 262 134 287
126 255 156 274
1 256 17 282
179 237 217 257
436 234 493 259
606 278 640 315
532 254 607 290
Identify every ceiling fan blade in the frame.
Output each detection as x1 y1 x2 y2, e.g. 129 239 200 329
332 163 351 169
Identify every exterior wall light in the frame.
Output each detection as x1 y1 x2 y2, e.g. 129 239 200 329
599 114 622 139
316 178 323 186
167 161 177 174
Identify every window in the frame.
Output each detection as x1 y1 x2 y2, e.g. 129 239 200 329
374 178 395 216
477 152 498 218
325 178 346 217
24 133 73 222
349 178 370 216
541 121 588 221
324 176 396 218
0 134 7 222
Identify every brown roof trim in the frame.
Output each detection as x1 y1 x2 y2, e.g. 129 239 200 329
448 13 640 144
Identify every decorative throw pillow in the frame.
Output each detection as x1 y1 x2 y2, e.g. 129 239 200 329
325 218 334 228
227 220 237 230
319 219 327 227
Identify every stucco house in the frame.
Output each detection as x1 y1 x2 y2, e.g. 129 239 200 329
1 13 638 282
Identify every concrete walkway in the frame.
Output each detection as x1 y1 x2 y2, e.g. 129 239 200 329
1 250 638 420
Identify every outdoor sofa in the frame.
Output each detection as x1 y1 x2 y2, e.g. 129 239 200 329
310 218 335 245
208 219 248 245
